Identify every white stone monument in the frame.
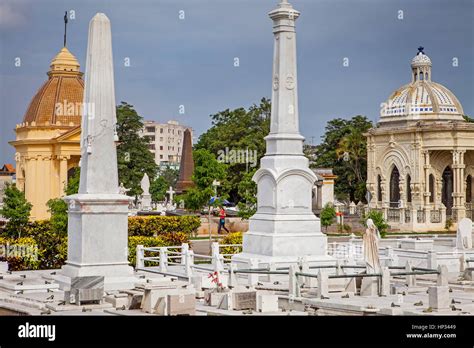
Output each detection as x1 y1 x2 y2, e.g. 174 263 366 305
140 173 152 211
456 217 473 250
56 13 136 290
233 0 331 265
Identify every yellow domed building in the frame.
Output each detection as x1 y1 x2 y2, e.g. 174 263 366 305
366 47 474 232
9 46 83 220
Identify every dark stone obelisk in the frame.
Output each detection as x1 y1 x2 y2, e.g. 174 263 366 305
176 128 195 193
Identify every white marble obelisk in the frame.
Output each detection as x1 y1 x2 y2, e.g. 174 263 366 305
57 13 136 290
234 0 331 265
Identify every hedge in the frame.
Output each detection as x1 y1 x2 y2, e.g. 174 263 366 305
0 221 191 271
128 216 201 237
0 236 40 271
220 232 243 255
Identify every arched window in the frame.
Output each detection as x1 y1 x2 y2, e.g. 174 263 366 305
429 174 435 203
425 72 428 80
406 174 412 203
390 167 400 207
419 72 424 81
377 175 382 202
467 175 473 203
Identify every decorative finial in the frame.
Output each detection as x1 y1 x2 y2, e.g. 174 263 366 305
417 46 424 55
63 11 68 47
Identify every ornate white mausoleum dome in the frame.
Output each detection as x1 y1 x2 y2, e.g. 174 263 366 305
380 47 464 125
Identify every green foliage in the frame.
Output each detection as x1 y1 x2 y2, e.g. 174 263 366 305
24 220 68 269
220 232 243 255
314 116 373 202
0 183 32 238
237 169 257 220
65 167 80 196
0 236 40 271
150 176 168 202
46 199 68 235
445 218 454 232
195 98 270 203
127 216 201 237
361 210 389 238
116 102 158 198
320 203 336 231
183 149 228 211
158 166 179 188
463 115 474 123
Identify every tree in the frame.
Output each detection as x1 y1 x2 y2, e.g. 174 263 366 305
116 102 158 198
65 167 80 196
361 210 389 238
158 166 179 188
183 149 228 211
237 168 257 219
0 183 32 238
150 176 168 202
46 198 68 235
46 167 81 235
314 115 373 202
195 98 270 203
320 203 336 232
463 114 474 123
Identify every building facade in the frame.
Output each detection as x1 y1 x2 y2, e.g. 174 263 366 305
141 120 193 169
366 48 474 231
0 164 16 206
9 47 83 220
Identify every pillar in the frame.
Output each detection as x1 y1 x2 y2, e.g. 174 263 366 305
59 156 69 195
453 150 466 220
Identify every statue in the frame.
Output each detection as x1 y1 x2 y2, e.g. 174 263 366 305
119 182 130 195
363 219 381 274
140 173 152 211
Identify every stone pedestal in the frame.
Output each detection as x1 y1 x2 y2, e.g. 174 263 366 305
428 286 450 310
55 194 136 290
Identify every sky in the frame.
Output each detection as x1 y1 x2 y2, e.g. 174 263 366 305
0 0 473 165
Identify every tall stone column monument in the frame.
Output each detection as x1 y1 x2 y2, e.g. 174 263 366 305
56 13 136 290
234 0 331 265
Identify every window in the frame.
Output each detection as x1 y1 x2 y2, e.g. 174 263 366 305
160 155 163 159
146 127 155 133
160 146 163 150
467 175 473 203
160 137 163 142
160 128 163 133
149 136 155 142
149 144 155 150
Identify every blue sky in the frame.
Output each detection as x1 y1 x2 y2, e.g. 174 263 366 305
1 0 473 165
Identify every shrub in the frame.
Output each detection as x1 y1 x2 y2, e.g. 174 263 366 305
162 232 189 246
220 232 243 255
127 216 201 237
445 218 454 232
0 236 40 271
320 203 336 232
46 198 68 235
361 210 389 238
24 220 67 269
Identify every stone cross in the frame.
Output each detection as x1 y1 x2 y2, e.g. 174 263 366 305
166 186 175 205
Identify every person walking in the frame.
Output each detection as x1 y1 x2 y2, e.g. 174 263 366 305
218 206 229 234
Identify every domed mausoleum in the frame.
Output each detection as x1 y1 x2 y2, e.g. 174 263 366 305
9 46 83 220
366 48 474 231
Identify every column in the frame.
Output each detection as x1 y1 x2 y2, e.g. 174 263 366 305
423 150 431 207
453 150 466 220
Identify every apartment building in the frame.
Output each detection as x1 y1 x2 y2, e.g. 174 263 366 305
141 120 193 169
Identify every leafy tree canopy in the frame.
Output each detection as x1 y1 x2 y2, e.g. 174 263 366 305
0 183 32 238
195 98 270 203
116 102 158 198
314 115 373 203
